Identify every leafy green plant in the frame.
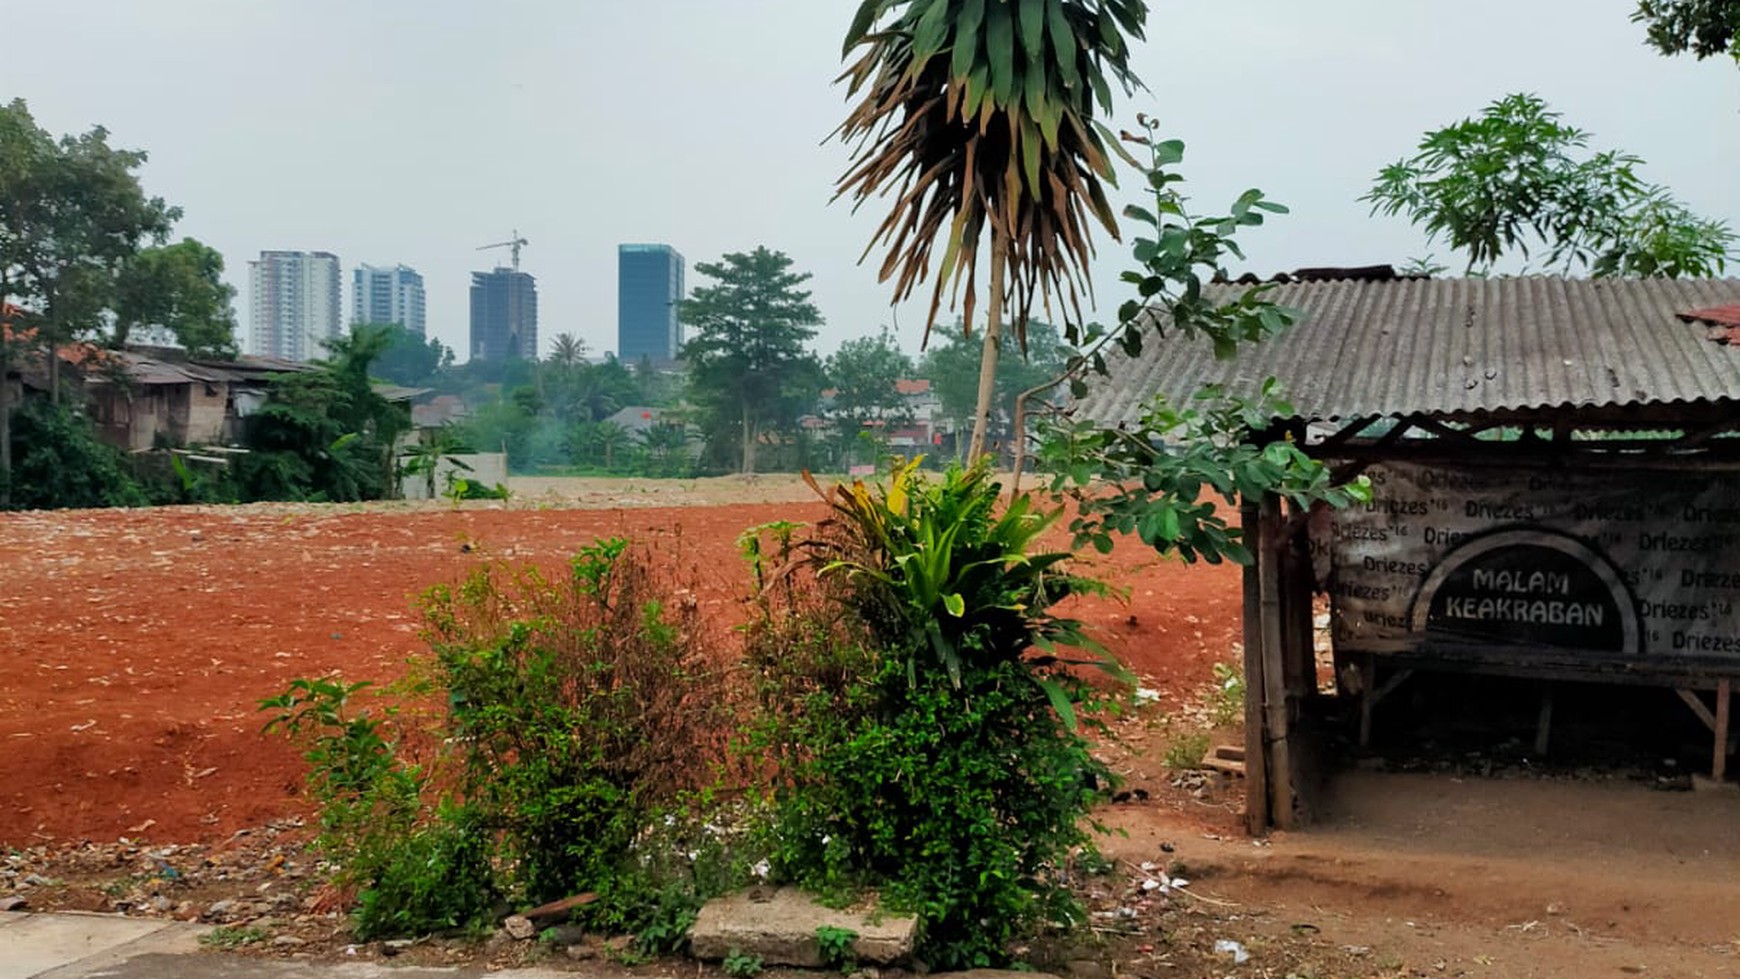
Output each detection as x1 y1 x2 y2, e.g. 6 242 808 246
422 537 735 920
723 949 765 978
258 676 483 939
749 464 1123 968
443 476 510 501
3 399 147 510
805 458 1126 728
814 925 859 972
1209 662 1245 728
199 925 267 949
1033 118 1369 566
265 538 741 942
1163 731 1210 771
1041 380 1369 563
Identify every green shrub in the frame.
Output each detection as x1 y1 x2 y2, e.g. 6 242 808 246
750 461 1125 969
4 400 146 510
422 538 723 906
1163 731 1211 771
265 537 739 942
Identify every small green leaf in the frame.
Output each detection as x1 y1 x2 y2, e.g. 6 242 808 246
943 592 966 617
1034 675 1081 731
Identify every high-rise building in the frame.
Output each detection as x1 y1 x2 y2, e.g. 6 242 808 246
352 263 427 335
618 244 684 364
249 250 342 362
469 268 538 361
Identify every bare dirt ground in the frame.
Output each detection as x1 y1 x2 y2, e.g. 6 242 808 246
3 475 1737 977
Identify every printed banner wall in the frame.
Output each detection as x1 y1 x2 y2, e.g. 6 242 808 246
1318 461 1740 664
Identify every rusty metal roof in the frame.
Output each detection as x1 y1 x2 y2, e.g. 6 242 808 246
1680 304 1740 328
1074 277 1740 426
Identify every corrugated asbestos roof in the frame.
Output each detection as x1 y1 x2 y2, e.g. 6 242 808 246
1074 277 1740 426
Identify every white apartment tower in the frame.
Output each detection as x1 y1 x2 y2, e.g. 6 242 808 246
249 250 342 361
352 263 427 335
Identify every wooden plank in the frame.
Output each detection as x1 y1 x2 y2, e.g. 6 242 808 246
1717 680 1731 783
1359 655 1375 748
1678 688 1718 733
1258 496 1294 829
1534 685 1555 757
1240 500 1269 836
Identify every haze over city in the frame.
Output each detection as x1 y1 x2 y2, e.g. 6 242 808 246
5 0 1736 360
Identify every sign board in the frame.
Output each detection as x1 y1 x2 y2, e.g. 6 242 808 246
1319 461 1740 667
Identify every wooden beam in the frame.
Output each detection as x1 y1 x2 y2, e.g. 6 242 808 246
1534 685 1555 757
1240 500 1269 836
1258 496 1294 829
1678 688 1718 732
1717 680 1731 783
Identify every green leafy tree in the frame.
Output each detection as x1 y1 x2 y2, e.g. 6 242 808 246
1364 92 1733 277
834 0 1146 461
12 107 178 400
920 319 1069 459
369 323 452 386
1633 0 1740 62
114 238 238 357
239 325 411 501
826 327 915 463
680 248 823 474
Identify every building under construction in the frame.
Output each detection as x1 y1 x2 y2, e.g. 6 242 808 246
469 267 538 362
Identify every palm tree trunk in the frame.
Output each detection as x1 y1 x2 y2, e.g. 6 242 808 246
967 237 1008 463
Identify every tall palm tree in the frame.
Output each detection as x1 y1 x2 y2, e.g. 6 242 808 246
834 0 1146 461
549 332 587 368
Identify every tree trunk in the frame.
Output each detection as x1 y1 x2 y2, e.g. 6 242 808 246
740 401 757 475
967 237 1008 463
0 322 10 508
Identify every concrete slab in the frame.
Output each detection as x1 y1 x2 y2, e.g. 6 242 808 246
689 887 918 967
0 912 178 979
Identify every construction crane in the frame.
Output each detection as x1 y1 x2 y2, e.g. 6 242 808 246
477 230 529 271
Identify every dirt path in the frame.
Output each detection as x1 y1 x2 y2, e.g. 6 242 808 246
1103 771 1740 977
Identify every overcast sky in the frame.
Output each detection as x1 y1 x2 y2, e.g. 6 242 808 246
4 1 1736 361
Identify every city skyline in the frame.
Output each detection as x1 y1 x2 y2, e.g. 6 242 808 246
19 2 1732 365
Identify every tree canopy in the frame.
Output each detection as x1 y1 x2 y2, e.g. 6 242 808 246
1633 0 1740 62
1364 93 1733 277
680 247 823 474
826 327 916 432
115 238 238 357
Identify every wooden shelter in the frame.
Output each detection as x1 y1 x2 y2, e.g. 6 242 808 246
1076 275 1740 832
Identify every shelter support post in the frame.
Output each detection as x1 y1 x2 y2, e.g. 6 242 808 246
1258 496 1294 828
1719 681 1731 784
1241 500 1270 835
1358 659 1414 749
1674 682 1734 782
